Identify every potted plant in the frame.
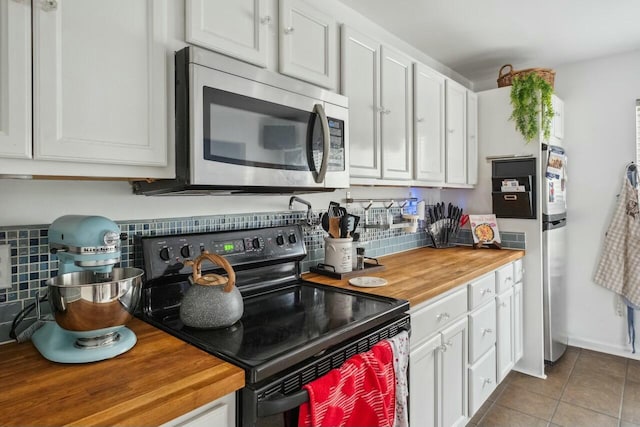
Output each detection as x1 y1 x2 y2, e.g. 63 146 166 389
509 73 555 143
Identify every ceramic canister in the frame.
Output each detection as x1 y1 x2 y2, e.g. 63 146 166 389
324 236 353 273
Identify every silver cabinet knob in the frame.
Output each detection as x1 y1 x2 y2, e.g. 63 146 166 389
41 0 57 11
438 344 448 352
284 26 294 34
417 117 425 123
480 288 493 296
261 16 272 25
500 302 507 307
482 377 493 386
448 128 455 133
481 328 493 336
436 312 450 322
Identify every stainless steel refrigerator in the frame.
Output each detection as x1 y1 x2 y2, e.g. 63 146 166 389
542 144 568 363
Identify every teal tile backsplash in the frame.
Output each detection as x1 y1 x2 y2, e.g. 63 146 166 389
0 208 525 343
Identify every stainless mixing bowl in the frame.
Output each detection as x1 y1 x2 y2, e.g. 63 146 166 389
46 267 144 334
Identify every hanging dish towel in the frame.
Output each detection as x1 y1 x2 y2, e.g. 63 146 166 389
298 340 396 427
387 331 409 427
594 175 640 352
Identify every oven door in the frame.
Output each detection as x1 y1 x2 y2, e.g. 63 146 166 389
239 314 410 427
190 63 348 189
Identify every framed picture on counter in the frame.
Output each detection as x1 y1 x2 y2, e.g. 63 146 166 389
469 214 501 244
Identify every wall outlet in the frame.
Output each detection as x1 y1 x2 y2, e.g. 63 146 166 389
0 244 11 289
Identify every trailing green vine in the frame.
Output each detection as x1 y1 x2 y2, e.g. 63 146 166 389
509 73 554 143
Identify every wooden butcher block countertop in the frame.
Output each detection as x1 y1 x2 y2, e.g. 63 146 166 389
0 318 245 427
304 246 525 307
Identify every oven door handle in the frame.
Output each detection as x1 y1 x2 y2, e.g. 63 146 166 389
257 389 309 417
312 103 330 184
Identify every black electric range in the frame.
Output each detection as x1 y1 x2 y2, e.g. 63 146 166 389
138 225 409 426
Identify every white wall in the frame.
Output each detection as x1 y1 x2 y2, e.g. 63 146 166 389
554 49 640 358
0 179 440 227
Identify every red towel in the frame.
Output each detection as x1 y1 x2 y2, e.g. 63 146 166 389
298 340 396 427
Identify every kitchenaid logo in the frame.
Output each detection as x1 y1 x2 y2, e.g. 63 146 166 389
79 246 118 254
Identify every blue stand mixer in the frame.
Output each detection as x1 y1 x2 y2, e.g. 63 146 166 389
31 215 144 363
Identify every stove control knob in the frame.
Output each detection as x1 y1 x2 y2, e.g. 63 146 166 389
180 245 191 258
252 237 261 249
276 235 285 246
288 234 297 244
159 247 171 261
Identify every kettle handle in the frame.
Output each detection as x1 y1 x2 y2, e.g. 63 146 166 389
186 251 236 293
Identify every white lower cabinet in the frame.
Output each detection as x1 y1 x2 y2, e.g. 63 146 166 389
496 287 515 382
409 260 524 427
161 392 235 427
441 318 468 427
514 281 524 362
468 299 496 363
469 346 497 415
410 333 440 427
409 317 468 427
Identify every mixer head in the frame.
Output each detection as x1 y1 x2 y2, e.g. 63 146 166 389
49 215 128 274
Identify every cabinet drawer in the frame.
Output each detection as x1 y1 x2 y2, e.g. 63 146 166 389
495 264 515 294
469 346 497 416
469 299 496 363
411 287 467 348
514 259 524 283
468 272 496 310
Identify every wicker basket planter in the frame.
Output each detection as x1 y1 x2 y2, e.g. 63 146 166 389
497 64 555 88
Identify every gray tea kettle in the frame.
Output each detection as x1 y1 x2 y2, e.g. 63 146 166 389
179 251 243 329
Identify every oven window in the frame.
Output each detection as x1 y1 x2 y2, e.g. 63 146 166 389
202 87 322 171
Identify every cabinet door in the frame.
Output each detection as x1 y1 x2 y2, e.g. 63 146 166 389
514 281 524 362
468 299 496 363
466 91 478 185
0 0 31 159
445 80 467 184
552 95 564 141
441 317 468 427
410 334 441 427
496 287 514 382
414 63 445 182
279 0 336 89
341 27 381 178
33 0 168 167
186 0 270 68
380 46 413 180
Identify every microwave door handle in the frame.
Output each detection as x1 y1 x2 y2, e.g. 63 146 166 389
312 103 330 184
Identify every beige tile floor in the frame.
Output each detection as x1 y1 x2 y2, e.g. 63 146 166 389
467 347 640 427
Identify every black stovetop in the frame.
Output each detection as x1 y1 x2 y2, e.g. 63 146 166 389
144 279 407 383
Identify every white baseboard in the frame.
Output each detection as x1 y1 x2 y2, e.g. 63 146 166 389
512 365 546 379
568 336 640 360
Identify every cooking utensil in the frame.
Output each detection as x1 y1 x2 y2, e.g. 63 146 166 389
329 216 341 238
181 251 243 329
321 212 330 233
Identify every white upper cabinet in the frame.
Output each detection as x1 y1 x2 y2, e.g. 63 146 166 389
467 91 478 185
279 0 336 89
0 0 31 159
445 79 467 184
341 27 381 179
380 46 413 180
414 63 445 183
33 0 168 167
186 0 270 68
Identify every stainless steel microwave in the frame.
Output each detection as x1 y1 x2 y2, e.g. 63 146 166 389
134 47 349 195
